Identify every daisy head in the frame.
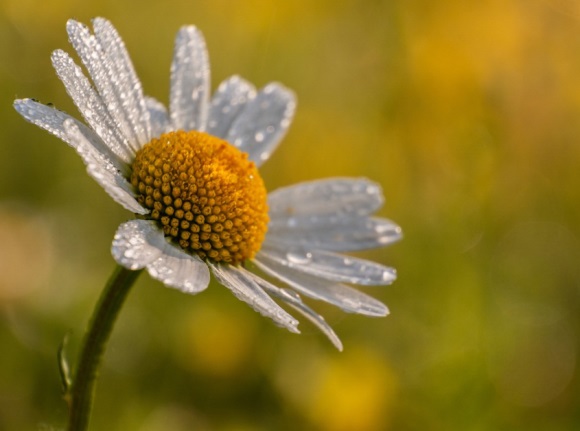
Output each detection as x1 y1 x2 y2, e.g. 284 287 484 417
14 18 402 350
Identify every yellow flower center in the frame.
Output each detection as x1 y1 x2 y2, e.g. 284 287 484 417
130 130 269 264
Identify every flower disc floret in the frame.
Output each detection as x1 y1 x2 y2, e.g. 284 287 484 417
131 130 269 264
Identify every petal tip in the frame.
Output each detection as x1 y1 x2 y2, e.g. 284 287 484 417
178 25 201 37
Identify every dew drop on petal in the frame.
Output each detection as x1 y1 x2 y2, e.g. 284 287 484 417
280 287 301 300
286 251 313 265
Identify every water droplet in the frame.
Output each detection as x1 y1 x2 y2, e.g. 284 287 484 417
255 132 265 142
287 251 312 265
280 288 301 300
382 268 397 283
285 218 297 227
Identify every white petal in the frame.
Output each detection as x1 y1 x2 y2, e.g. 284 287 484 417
15 99 112 160
247 270 343 350
15 99 142 215
207 75 256 139
147 237 210 294
170 26 210 132
92 18 151 146
268 178 384 220
266 216 402 252
260 247 397 286
66 19 147 152
112 220 166 269
51 49 133 163
145 96 170 138
226 83 295 166
208 262 300 333
113 219 210 293
13 98 73 143
13 99 134 180
254 255 389 317
63 120 147 214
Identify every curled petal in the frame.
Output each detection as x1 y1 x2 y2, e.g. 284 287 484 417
114 220 210 293
147 240 210 294
112 220 166 269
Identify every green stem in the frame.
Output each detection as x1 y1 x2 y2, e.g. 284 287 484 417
67 265 142 431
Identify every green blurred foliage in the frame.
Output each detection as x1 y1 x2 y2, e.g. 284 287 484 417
1 0 580 430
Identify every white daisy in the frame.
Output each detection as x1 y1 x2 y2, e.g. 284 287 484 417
14 18 401 350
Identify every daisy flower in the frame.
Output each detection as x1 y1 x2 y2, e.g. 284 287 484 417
14 18 401 350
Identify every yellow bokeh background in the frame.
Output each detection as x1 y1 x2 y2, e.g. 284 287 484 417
2 0 580 430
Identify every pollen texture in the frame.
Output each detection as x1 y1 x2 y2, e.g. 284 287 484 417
131 130 269 264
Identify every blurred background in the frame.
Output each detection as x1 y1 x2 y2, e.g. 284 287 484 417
1 0 580 429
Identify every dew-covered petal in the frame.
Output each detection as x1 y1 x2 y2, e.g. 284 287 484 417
92 18 151 146
170 25 210 132
254 254 389 316
51 49 133 164
260 247 397 286
63 120 148 214
268 178 384 221
66 19 148 152
247 269 343 350
145 96 170 138
265 216 402 252
13 100 141 208
112 220 166 269
14 98 81 144
146 237 210 294
207 75 256 139
208 262 300 333
226 83 295 166
113 220 210 292
15 99 132 184
14 98 117 163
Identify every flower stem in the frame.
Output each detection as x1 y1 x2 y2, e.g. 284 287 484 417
67 265 142 431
